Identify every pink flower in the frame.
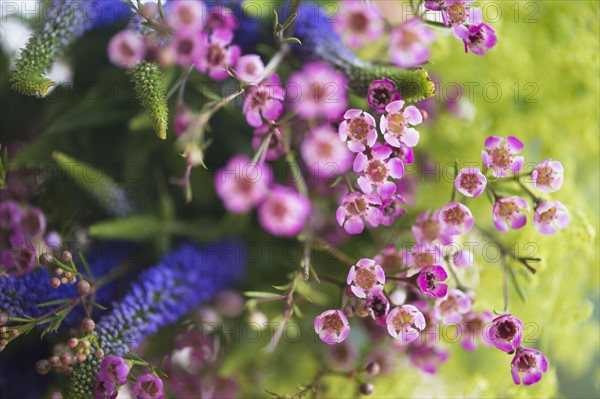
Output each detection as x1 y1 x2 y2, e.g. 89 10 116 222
197 29 241 81
339 109 378 153
243 73 285 127
107 30 145 69
452 9 497 55
412 210 453 245
408 242 443 269
252 125 284 161
167 0 205 30
234 54 265 84
389 19 435 68
336 192 383 234
408 344 449 374
287 62 348 121
347 258 386 298
531 158 564 193
486 314 524 353
374 245 408 272
366 287 390 325
334 0 384 48
441 0 476 27
380 194 407 226
511 348 548 386
455 168 487 197
493 196 530 233
301 125 353 179
533 201 570 235
314 309 351 344
387 143 415 164
214 155 271 213
258 185 311 237
174 106 193 138
453 250 474 268
386 305 426 343
415 265 448 298
354 145 405 196
205 6 238 32
380 100 422 148
133 374 164 399
367 78 402 113
169 28 206 67
460 310 494 351
433 289 471 324
439 202 474 235
98 356 130 386
481 136 524 177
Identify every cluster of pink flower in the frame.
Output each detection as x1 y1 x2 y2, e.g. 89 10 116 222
94 355 164 399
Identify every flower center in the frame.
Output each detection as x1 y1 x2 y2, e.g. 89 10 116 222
368 296 387 318
496 320 517 340
345 197 367 216
387 113 406 134
348 118 370 141
366 160 388 182
515 353 536 371
179 9 194 24
535 166 553 186
355 268 376 289
323 314 344 332
425 272 437 290
498 201 516 217
415 252 434 269
207 45 225 66
447 3 467 24
490 147 511 168
272 202 288 218
316 141 333 158
539 206 556 222
371 87 392 107
177 39 194 55
439 296 456 313
349 12 369 31
443 206 465 225
119 42 135 58
422 221 439 241
459 173 478 191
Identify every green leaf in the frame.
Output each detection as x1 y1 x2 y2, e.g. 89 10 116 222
282 37 302 45
272 283 292 291
243 291 283 299
87 301 107 311
37 298 71 308
89 215 164 241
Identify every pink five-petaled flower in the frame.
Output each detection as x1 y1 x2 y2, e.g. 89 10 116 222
381 194 407 226
94 373 118 399
169 28 206 67
366 286 390 325
97 356 130 387
442 0 476 27
486 314 524 353
452 8 497 56
455 168 487 198
197 29 241 81
408 344 449 374
301 125 353 179
533 201 570 235
257 185 311 237
354 145 405 196
531 158 564 193
511 348 548 386
482 136 524 177
433 288 472 324
334 0 384 48
408 242 443 269
166 0 205 30
107 30 145 69
493 196 530 233
380 100 422 148
339 109 378 153
214 155 271 214
439 202 474 235
389 18 436 68
336 192 383 234
415 266 448 298
460 310 494 351
234 54 265 84
243 73 285 128
287 62 348 121
412 210 453 245
205 6 238 32
367 78 402 114
386 305 426 343
133 374 164 399
314 309 351 344
347 258 386 298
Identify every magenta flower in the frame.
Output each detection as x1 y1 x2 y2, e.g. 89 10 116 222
439 202 474 235
408 344 449 374
531 158 564 193
215 155 271 214
381 194 407 226
481 136 524 177
455 168 487 198
386 305 426 343
20 205 46 239
424 0 444 11
133 374 164 399
301 125 353 179
234 54 265 84
167 0 205 30
98 356 130 386
412 210 453 245
433 289 472 324
1 237 36 276
107 30 145 69
338 109 378 153
366 287 390 325
243 73 285 127
408 242 444 269
94 373 118 399
441 0 476 27
415 266 448 298
533 201 570 235
452 9 497 55
347 258 386 298
336 192 383 234
314 309 351 344
354 145 405 196
493 196 530 233
169 28 206 67
258 185 311 237
511 348 548 386
334 0 384 48
460 310 494 351
205 6 238 32
174 106 193 138
367 78 402 114
380 100 422 148
197 29 241 81
387 142 415 164
287 62 348 121
389 19 436 68
486 314 524 353
0 200 23 229
252 125 285 161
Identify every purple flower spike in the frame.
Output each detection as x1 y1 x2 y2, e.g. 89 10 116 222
314 309 351 345
385 305 426 343
481 136 524 177
486 314 524 353
493 196 530 233
511 348 548 386
346 258 386 298
533 201 570 235
455 168 487 198
380 100 422 148
339 109 378 153
531 158 564 193
439 202 474 235
415 266 448 298
367 78 401 113
133 374 164 399
336 192 383 234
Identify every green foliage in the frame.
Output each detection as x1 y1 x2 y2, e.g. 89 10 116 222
129 62 169 140
348 64 435 102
